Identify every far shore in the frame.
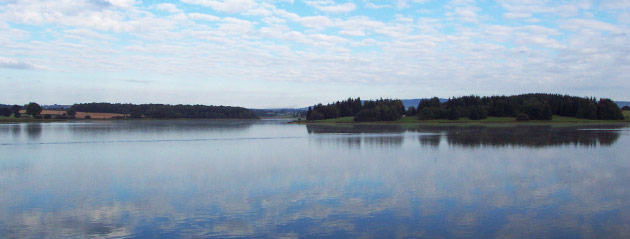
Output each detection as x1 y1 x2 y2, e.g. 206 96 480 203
291 113 630 125
18 110 127 119
3 111 629 125
0 116 264 123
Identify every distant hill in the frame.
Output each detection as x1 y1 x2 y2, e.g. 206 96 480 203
616 101 630 108
251 108 306 118
42 104 71 110
400 98 447 109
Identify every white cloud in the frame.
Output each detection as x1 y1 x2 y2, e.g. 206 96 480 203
1 0 630 105
62 28 117 41
0 0 133 31
156 3 181 13
305 0 357 13
560 19 624 34
0 57 44 70
502 12 531 19
217 17 254 35
296 15 333 29
395 0 430 9
180 0 256 13
104 0 136 8
365 3 390 9
497 0 589 20
188 13 221 21
445 0 480 23
338 29 365 36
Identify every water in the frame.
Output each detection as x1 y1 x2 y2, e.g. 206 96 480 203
1 120 629 238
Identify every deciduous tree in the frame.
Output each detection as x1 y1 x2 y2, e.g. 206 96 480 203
26 102 42 116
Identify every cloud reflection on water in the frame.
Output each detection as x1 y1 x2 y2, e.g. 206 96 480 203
1 121 629 238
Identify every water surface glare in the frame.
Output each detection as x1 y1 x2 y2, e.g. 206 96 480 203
1 120 629 238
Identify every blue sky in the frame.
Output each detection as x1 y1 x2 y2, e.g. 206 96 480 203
1 0 629 108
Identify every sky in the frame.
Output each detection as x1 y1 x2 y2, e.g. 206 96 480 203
1 0 629 108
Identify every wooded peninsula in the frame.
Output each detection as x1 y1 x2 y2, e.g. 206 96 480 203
303 94 629 123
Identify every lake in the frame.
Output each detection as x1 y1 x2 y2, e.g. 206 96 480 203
1 120 629 238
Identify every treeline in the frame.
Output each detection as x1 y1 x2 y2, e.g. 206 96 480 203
306 98 405 121
0 103 41 118
305 94 625 122
415 94 624 121
70 103 259 119
0 106 16 117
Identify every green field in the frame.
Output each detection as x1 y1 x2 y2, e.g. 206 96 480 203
295 114 630 125
624 110 630 119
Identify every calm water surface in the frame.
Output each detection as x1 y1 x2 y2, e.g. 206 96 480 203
1 120 630 238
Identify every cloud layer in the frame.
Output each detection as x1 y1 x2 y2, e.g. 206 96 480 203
0 0 629 107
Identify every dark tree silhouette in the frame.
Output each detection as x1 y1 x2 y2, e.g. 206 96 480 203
11 105 21 117
597 99 624 120
308 94 624 122
309 111 325 120
416 94 622 121
516 113 529 121
446 107 458 120
305 97 404 122
307 98 361 121
129 106 143 118
70 103 258 119
418 97 442 109
66 109 77 118
354 99 404 121
26 102 42 116
0 108 11 117
406 106 417 116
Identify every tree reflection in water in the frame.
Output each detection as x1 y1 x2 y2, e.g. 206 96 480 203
306 124 622 148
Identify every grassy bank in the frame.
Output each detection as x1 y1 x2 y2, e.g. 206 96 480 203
0 116 262 123
294 115 630 125
0 116 66 123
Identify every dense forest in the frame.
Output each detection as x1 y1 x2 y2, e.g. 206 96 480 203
70 103 259 119
305 94 625 122
417 94 624 121
306 97 406 121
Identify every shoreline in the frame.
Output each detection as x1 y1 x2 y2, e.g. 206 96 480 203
0 117 262 123
290 115 630 125
3 115 628 125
